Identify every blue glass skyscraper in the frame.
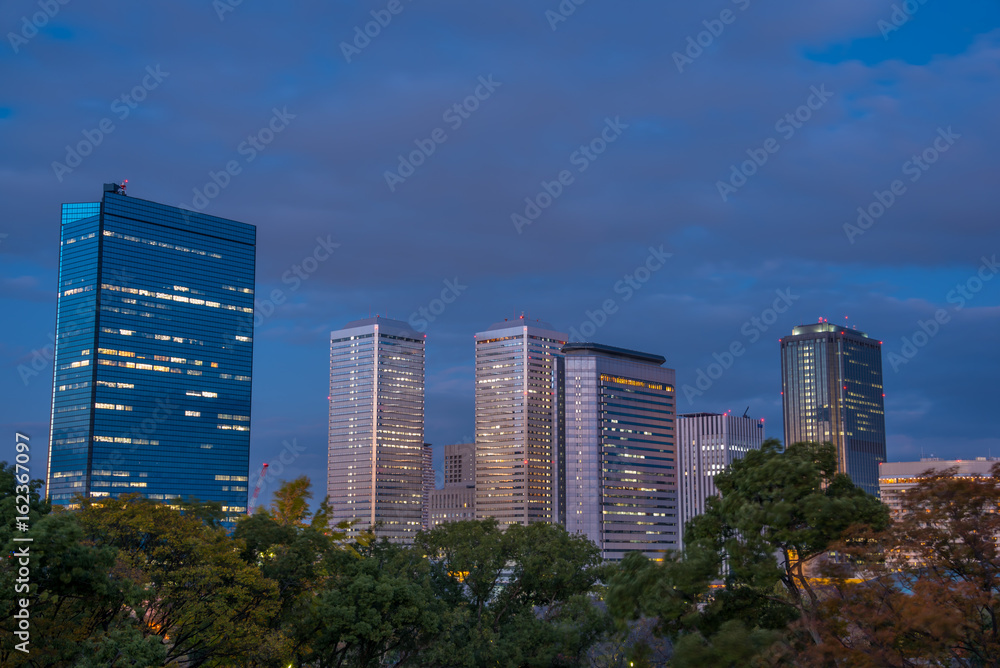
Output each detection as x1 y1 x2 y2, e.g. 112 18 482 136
46 184 255 522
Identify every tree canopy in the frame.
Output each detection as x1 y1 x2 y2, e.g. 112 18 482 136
2 450 998 667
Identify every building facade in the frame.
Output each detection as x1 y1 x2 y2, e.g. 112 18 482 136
879 458 1000 518
677 412 765 541
429 442 476 529
474 318 566 526
563 343 678 561
781 322 886 497
46 184 255 523
422 443 434 530
328 317 425 542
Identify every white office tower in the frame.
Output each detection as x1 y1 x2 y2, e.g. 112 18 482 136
563 343 678 561
474 318 567 526
328 317 425 543
422 443 434 530
677 412 765 541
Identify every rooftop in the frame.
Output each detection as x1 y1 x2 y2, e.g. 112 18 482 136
562 342 665 366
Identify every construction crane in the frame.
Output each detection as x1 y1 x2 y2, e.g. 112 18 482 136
247 462 269 515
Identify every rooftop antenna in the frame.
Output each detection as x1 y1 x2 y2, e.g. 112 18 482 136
117 179 128 195
742 406 749 419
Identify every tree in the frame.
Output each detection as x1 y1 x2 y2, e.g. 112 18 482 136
287 538 447 667
0 463 166 666
270 475 313 527
75 494 287 666
414 518 611 666
808 462 1000 667
606 440 889 664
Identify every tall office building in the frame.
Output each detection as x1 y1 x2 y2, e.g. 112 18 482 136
677 413 765 541
421 443 434 530
474 317 566 526
781 322 886 496
563 343 678 561
429 442 476 529
46 184 255 523
328 316 425 542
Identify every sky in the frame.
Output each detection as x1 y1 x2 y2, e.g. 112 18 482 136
2 0 998 507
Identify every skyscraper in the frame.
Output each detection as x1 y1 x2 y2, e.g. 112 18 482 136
46 184 255 523
328 316 425 542
562 343 678 561
429 442 476 529
474 317 566 526
421 443 434 530
677 412 765 541
781 322 886 496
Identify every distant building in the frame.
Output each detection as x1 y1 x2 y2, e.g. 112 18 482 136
422 443 434 530
474 318 567 526
562 342 678 561
879 458 1000 517
677 413 765 541
46 183 255 524
781 322 886 497
429 443 476 529
327 316 425 543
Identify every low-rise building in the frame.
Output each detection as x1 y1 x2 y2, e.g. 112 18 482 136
879 457 1000 517
429 443 476 528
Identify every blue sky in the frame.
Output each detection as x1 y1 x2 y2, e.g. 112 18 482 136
2 0 999 505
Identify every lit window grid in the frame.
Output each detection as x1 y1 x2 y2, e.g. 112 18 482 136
47 193 254 517
781 329 886 497
564 355 678 562
676 414 766 544
474 328 565 527
327 325 425 543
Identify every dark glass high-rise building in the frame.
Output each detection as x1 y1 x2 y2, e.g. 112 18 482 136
780 322 886 497
46 184 255 522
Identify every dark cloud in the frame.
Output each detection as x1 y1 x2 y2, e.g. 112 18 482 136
2 0 998 505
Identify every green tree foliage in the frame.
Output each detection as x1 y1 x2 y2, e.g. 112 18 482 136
607 440 889 664
287 538 448 667
16 456 996 667
0 464 165 666
75 494 287 666
269 475 313 528
415 518 612 667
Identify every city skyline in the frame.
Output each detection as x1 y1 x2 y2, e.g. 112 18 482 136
3 2 999 509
